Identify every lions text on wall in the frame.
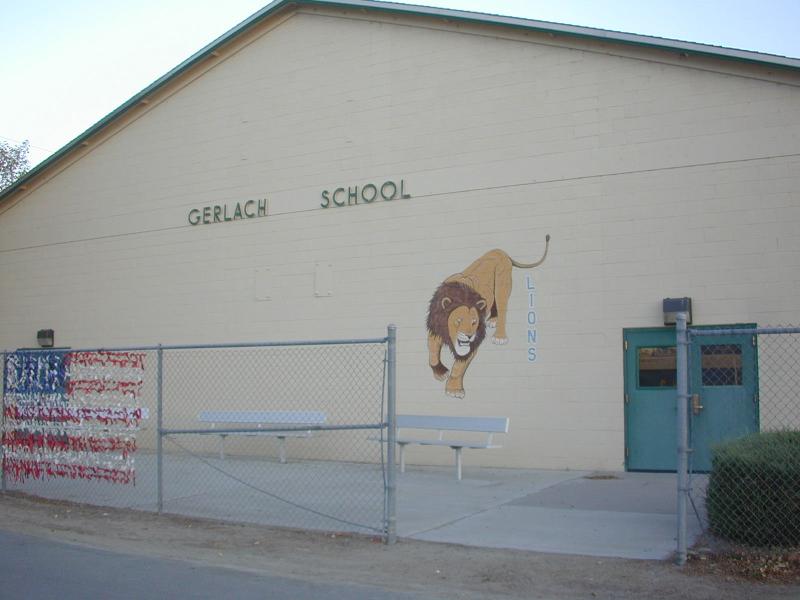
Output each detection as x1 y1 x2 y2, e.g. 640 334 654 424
426 235 550 398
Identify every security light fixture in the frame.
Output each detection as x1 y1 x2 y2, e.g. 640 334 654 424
663 298 692 325
37 329 54 348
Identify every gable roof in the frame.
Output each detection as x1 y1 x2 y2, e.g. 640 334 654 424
3 0 799 205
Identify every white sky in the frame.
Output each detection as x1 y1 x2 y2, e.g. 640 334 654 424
2 0 799 167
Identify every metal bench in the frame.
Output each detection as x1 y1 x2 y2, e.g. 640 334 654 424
197 410 326 463
389 415 509 481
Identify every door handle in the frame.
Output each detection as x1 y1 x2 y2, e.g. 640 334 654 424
691 393 704 416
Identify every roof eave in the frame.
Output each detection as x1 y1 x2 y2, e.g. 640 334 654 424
0 0 299 205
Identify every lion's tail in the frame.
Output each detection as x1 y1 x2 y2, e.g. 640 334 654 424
510 234 550 269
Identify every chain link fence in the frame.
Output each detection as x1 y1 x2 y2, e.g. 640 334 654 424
2 329 396 541
686 326 800 549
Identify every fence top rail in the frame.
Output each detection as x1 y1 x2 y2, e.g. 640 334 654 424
2 336 389 355
689 326 800 337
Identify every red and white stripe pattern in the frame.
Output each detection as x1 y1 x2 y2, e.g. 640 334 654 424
2 351 146 485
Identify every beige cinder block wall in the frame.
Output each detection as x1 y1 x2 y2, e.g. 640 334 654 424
1 6 799 470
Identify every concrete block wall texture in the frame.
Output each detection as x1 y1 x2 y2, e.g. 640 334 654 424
1 7 799 470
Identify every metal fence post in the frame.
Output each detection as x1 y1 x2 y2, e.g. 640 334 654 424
385 324 397 544
157 345 164 513
675 313 689 565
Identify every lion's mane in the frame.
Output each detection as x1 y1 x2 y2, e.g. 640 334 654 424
426 281 487 360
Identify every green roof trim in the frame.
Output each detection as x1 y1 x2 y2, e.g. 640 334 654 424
3 0 799 204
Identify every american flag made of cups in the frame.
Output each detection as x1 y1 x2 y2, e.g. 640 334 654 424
2 350 146 485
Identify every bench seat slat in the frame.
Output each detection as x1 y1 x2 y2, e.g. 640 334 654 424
396 438 501 449
368 435 500 449
397 415 508 433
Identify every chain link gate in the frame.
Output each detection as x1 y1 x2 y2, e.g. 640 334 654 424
675 321 800 563
2 327 397 543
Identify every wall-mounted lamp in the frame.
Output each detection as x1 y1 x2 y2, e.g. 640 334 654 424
662 298 692 326
37 329 55 348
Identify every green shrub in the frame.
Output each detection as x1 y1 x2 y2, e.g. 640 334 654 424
706 430 800 547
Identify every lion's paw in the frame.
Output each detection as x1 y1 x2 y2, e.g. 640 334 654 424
492 336 508 345
446 388 465 399
487 318 497 329
431 363 449 381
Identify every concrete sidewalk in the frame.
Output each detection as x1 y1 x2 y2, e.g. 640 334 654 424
399 467 706 560
3 454 706 561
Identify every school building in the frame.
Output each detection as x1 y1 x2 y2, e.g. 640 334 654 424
1 0 799 472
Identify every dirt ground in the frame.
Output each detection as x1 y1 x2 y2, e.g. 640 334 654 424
685 535 800 585
1 492 797 600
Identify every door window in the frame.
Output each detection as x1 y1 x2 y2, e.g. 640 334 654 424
638 347 677 388
700 344 742 386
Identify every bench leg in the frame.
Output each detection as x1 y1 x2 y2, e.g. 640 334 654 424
278 436 287 464
219 435 227 461
454 447 463 481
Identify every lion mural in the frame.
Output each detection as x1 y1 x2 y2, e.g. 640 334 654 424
427 235 550 398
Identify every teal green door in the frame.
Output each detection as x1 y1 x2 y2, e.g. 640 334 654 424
689 333 758 472
624 328 679 471
623 327 758 472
